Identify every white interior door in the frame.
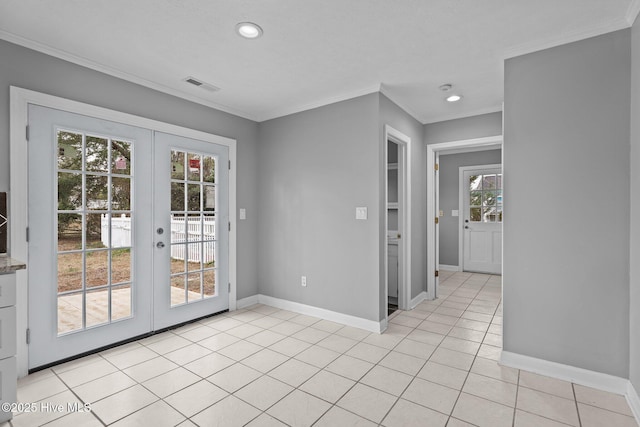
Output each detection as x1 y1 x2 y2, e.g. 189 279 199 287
27 106 230 369
152 132 229 329
462 166 502 274
28 105 153 369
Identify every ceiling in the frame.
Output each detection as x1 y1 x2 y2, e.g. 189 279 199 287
0 1 638 124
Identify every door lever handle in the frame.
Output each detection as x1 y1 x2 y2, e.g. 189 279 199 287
156 242 165 249
464 226 469 229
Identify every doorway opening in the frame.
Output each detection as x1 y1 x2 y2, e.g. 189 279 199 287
426 136 503 299
384 125 411 321
10 87 237 376
387 140 400 315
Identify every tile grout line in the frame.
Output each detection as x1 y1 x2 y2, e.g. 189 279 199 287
512 368 521 427
573 382 583 427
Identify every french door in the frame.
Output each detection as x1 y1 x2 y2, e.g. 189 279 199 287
153 132 229 329
462 166 503 274
27 105 229 369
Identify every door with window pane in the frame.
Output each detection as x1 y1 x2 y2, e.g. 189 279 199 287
27 107 230 369
153 132 229 329
28 105 153 369
462 166 503 274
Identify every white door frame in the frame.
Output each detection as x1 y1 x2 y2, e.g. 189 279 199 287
384 125 411 318
458 164 502 272
426 135 502 300
10 86 237 377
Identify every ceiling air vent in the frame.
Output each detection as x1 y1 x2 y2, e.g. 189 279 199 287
183 76 220 93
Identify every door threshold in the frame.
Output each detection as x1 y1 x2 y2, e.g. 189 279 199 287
28 309 228 374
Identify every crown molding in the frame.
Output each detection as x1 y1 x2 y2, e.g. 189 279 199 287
501 16 631 61
0 30 258 122
256 84 382 122
627 0 640 25
423 105 503 125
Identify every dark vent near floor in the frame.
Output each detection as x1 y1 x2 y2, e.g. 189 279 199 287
0 192 6 254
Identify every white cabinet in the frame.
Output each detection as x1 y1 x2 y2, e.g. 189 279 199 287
0 259 24 423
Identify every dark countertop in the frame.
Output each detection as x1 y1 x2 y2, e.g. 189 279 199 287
0 257 26 274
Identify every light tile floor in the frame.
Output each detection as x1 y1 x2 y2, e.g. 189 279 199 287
7 272 639 426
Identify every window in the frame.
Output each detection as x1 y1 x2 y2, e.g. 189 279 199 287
469 173 502 222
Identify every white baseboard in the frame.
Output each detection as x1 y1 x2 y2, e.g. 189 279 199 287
410 292 427 309
439 264 460 272
628 381 640 423
236 295 259 309
500 351 629 395
257 294 384 333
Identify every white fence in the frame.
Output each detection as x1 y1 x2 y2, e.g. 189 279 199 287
101 214 131 248
169 216 216 263
101 214 215 263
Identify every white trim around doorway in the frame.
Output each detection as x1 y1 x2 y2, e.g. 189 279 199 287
384 125 411 320
10 86 238 377
426 135 502 300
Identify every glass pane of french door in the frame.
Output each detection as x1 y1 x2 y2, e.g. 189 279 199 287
153 132 229 330
28 105 153 369
56 131 134 334
169 150 217 305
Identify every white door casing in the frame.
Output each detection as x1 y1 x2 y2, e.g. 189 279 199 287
461 165 502 274
10 87 236 375
384 125 411 321
426 136 503 300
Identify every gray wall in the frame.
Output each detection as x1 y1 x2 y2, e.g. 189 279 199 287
257 94 381 321
438 150 502 267
425 112 502 144
504 30 631 377
630 14 640 391
0 39 260 299
379 95 427 312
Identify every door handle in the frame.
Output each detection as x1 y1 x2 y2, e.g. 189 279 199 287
156 241 165 249
464 226 469 229
157 227 164 235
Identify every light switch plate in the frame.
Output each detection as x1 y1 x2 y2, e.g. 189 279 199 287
356 207 368 220
452 210 459 217
239 208 246 220
439 210 444 217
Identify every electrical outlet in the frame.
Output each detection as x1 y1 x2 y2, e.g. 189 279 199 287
301 276 307 287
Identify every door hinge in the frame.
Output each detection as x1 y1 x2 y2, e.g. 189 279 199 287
26 227 29 242
26 125 29 141
26 328 30 344
228 283 230 292
435 217 439 224
228 160 231 170
434 163 439 171
228 222 231 232
435 270 439 277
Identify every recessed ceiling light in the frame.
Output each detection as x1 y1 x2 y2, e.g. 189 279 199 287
446 94 462 102
236 22 263 39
